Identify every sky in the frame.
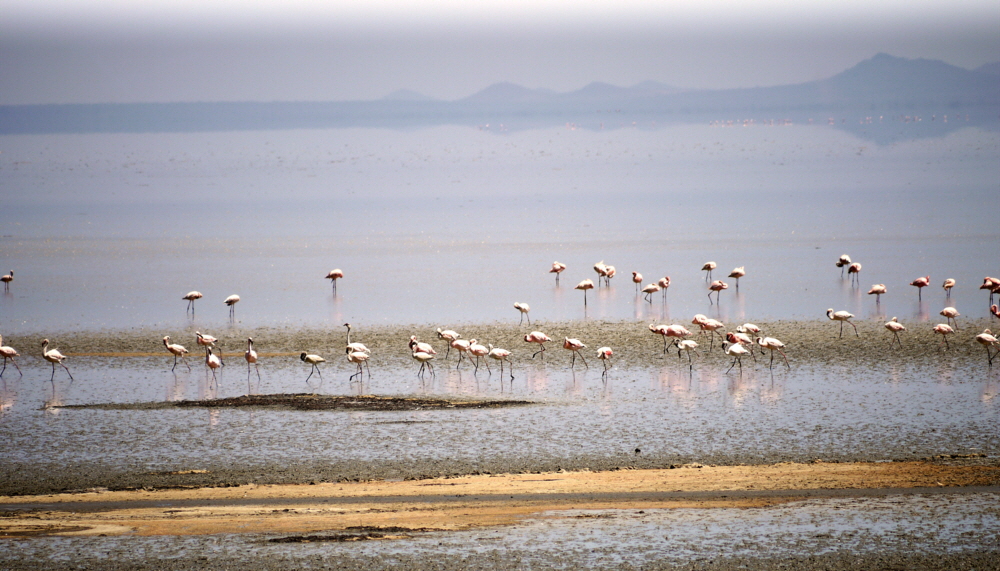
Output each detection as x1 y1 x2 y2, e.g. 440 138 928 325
1 0 998 105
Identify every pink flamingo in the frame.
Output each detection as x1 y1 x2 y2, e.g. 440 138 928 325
657 277 671 301
867 284 887 304
468 339 489 372
723 341 750 374
974 329 998 367
992 304 1000 320
649 324 692 353
347 349 370 381
755 336 789 369
910 276 930 300
0 334 22 376
676 339 699 364
550 262 566 284
450 338 471 369
412 347 435 378
325 269 343 294
942 279 955 297
835 254 852 277
884 317 906 348
728 266 745 290
641 283 660 303
224 294 240 321
524 331 551 358
436 328 460 358
708 280 728 305
488 344 513 379
702 261 716 281
940 307 960 330
604 265 616 286
827 309 858 338
933 323 954 349
593 261 608 286
563 337 588 369
408 336 437 355
575 279 595 306
42 339 74 383
182 291 203 314
632 272 643 293
1 270 12 292
163 336 191 372
514 302 531 325
847 263 862 286
245 338 260 390
596 346 612 375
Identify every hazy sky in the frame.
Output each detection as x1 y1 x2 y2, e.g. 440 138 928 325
1 0 997 104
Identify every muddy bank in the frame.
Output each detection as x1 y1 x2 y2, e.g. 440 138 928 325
53 394 534 412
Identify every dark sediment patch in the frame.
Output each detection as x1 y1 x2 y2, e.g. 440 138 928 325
51 394 534 412
267 526 446 543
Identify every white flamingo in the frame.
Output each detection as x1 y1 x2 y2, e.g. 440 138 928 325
42 339 73 382
0 334 22 376
524 331 551 359
300 352 325 387
514 302 531 325
884 317 906 349
182 291 203 313
245 337 260 391
224 295 240 320
325 269 343 293
163 336 190 372
827 309 858 338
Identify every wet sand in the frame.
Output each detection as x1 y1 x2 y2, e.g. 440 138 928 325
3 461 998 538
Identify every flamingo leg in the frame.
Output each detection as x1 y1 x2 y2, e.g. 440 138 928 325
578 352 588 369
839 321 844 338
850 321 859 337
726 356 738 373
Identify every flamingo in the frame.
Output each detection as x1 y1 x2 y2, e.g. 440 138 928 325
41 339 74 382
245 338 260 390
992 304 1000 320
344 323 370 355
884 317 906 348
195 331 218 348
163 336 191 372
847 263 862 286
942 279 956 297
524 331 551 358
728 266 745 290
708 280 728 305
676 339 699 364
723 342 750 374
408 336 437 355
632 272 643 293
726 332 758 365
702 261 716 281
205 345 223 382
514 302 531 325
649 324 692 353
487 344 513 379
827 309 858 338
981 277 1000 305
182 291 203 313
736 323 762 336
224 295 240 320
867 284 887 304
755 336 789 369
593 261 608 286
436 328 460 358
910 276 930 300
836 254 852 277
604 265 616 286
412 347 435 378
940 307 960 330
974 329 998 367
1 270 12 292
550 261 566 284
641 283 660 303
563 337 588 368
325 269 343 293
693 316 725 351
657 277 671 301
300 352 325 387
575 279 595 306
0 334 22 376
347 349 370 381
933 323 955 349
450 338 471 368
596 346 612 375
468 339 489 372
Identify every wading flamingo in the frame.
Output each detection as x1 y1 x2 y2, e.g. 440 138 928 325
524 331 551 358
183 291 203 313
702 261 716 281
836 255 852 277
884 317 906 348
344 323 370 355
0 335 22 376
632 272 643 293
1 270 12 292
827 309 858 338
940 307 960 330
245 338 260 390
204 346 222 382
728 266 745 290
649 324 692 353
933 323 954 349
224 294 240 320
723 342 750 374
412 347 435 378
974 329 998 367
910 276 930 300
575 279 595 306
325 269 343 293
657 277 671 301
641 283 660 303
196 331 218 348
708 280 728 304
563 337 588 369
942 279 955 297
42 339 73 382
593 261 608 286
469 339 489 372
300 352 325 387
347 349 370 381
676 339 699 364
847 263 862 286
550 262 566 284
867 284 887 304
436 328 460 358
163 336 190 372
487 344 513 380
604 265 616 286
408 336 437 356
450 338 471 369
596 346 612 375
514 302 531 325
755 336 789 369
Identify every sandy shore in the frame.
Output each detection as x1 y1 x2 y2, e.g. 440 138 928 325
2 461 998 538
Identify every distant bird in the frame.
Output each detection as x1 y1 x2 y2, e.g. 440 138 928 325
657 277 671 301
604 265 616 286
649 324 692 353
450 338 471 369
942 278 956 297
514 302 531 325
325 269 344 294
708 280 728 304
940 307 960 330
195 331 218 347
755 336 789 369
408 336 437 355
182 291 203 313
563 337 588 369
847 263 862 286
468 339 489 372
524 331 551 358
867 284 887 304
245 337 260 390
204 346 223 382
736 323 762 336
702 261 716 281
347 349 370 381
676 339 699 364
596 346 612 374
974 329 998 367
0 334 22 376
162 335 191 372
593 261 608 286
344 323 370 355
827 309 859 338
992 304 1000 321
723 342 750 374
41 339 73 382
641 283 660 303
910 276 930 300
575 279 595 306
487 344 513 380
632 272 643 293
1 270 12 292
224 294 240 320
728 266 745 290
412 347 435 378
884 317 906 349
933 323 955 349
437 328 460 358
550 261 566 284
836 255 852 277
300 352 325 387
982 277 1000 305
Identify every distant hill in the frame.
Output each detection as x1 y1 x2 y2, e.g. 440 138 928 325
974 62 1000 75
1 54 997 137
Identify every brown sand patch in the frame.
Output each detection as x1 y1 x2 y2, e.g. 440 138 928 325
2 461 996 538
